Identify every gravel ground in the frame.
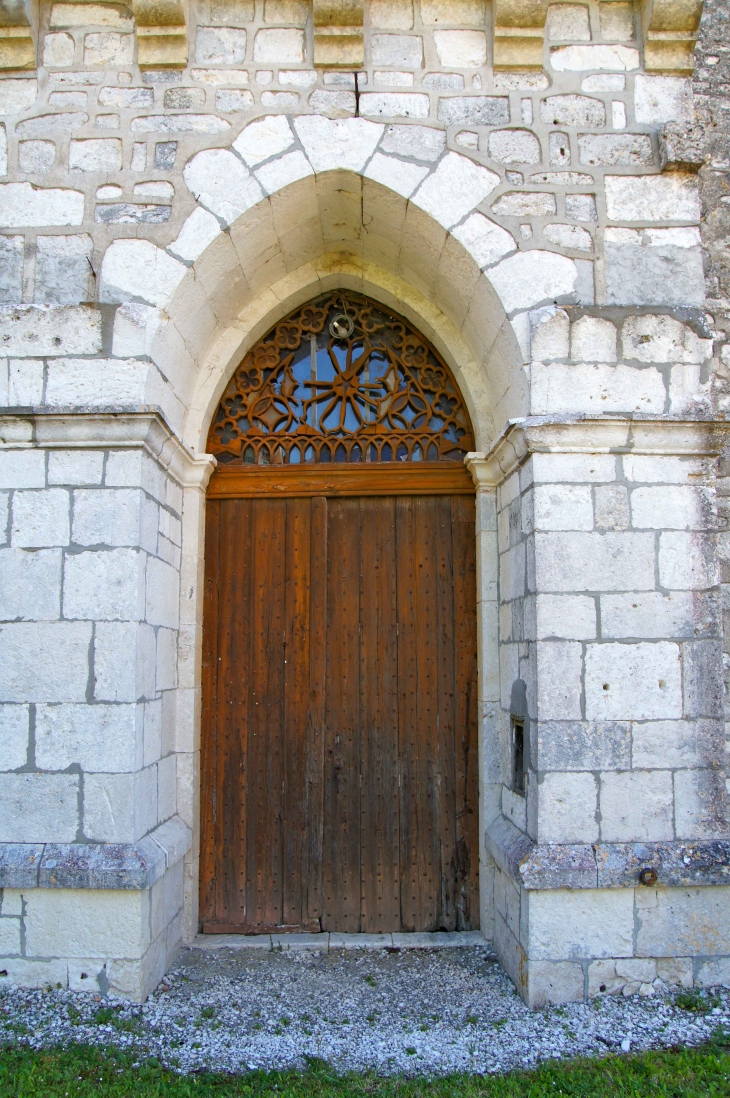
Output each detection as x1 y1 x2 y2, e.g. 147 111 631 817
1 943 729 1077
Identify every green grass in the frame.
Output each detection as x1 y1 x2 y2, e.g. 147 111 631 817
1 1039 730 1098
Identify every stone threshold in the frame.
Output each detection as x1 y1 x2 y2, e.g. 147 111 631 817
194 930 487 952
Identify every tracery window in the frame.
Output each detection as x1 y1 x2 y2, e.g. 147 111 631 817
207 291 475 466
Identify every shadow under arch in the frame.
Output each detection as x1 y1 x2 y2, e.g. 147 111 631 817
148 169 528 456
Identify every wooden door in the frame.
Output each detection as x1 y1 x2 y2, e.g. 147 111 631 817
200 487 479 934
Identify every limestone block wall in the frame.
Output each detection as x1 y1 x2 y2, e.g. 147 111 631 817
0 0 726 1005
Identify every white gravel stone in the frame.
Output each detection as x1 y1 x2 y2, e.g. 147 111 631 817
4 945 728 1075
412 151 499 229
452 212 516 268
363 152 428 197
293 116 383 172
184 148 263 224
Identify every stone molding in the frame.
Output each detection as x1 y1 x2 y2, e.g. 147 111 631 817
486 814 730 891
0 411 216 491
643 0 704 75
0 0 34 70
465 415 728 489
0 816 192 891
132 0 188 69
493 0 548 71
313 0 364 68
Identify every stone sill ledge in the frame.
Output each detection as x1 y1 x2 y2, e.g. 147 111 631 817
486 814 730 891
0 816 191 891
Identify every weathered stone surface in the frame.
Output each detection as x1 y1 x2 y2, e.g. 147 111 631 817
600 770 674 842
191 67 250 85
550 44 639 70
488 128 541 164
380 123 445 160
163 87 206 109
38 841 165 890
535 531 656 592
0 621 91 702
604 173 700 222
254 149 312 192
492 191 557 217
196 25 247 64
547 3 591 41
214 89 255 111
35 233 93 305
51 2 133 27
233 114 295 165
604 227 705 307
98 86 154 108
360 92 429 118
422 72 463 90
634 74 693 125
95 203 171 224
0 79 37 114
622 313 710 363
0 774 79 843
0 236 22 303
293 116 383 172
363 152 428 197
43 31 75 67
167 207 221 262
0 549 61 620
578 133 654 166
371 0 414 28
154 142 177 169
529 887 634 959
521 843 598 890
582 73 625 91
540 95 606 127
100 239 186 307
543 223 593 250
253 27 304 62
83 31 134 66
437 96 509 126
585 641 682 721
570 315 616 361
0 304 101 354
184 147 262 223
371 33 422 68
16 113 88 139
413 152 499 229
69 138 122 172
489 250 578 313
452 212 516 268
0 844 43 887
433 30 486 67
565 192 597 220
131 115 230 134
307 89 356 114
18 141 55 174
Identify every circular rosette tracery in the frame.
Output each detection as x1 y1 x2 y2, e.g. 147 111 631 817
207 291 475 466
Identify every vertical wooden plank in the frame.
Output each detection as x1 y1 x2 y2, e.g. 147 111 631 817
434 495 458 930
215 499 252 926
303 496 327 926
359 496 400 932
396 497 438 931
322 497 361 931
199 498 221 926
246 498 287 927
451 494 479 930
282 497 312 927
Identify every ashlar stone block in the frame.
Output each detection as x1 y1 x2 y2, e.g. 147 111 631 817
35 234 93 305
535 777 597 843
433 30 487 67
547 3 591 41
0 704 29 770
604 174 700 223
11 489 69 548
0 772 79 842
536 640 583 720
94 620 156 703
35 702 140 772
83 766 157 842
635 885 730 958
600 769 674 842
72 488 158 551
253 28 304 63
0 548 61 621
533 484 593 530
536 593 596 639
0 621 91 702
529 887 634 959
570 316 616 362
535 531 655 592
24 888 149 959
63 548 146 622
585 641 682 721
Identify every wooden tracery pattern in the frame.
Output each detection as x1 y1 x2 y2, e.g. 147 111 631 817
207 291 475 466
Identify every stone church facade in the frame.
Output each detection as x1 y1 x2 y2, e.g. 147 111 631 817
0 0 729 1007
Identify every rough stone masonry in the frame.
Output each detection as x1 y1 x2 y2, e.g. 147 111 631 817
0 0 729 1008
